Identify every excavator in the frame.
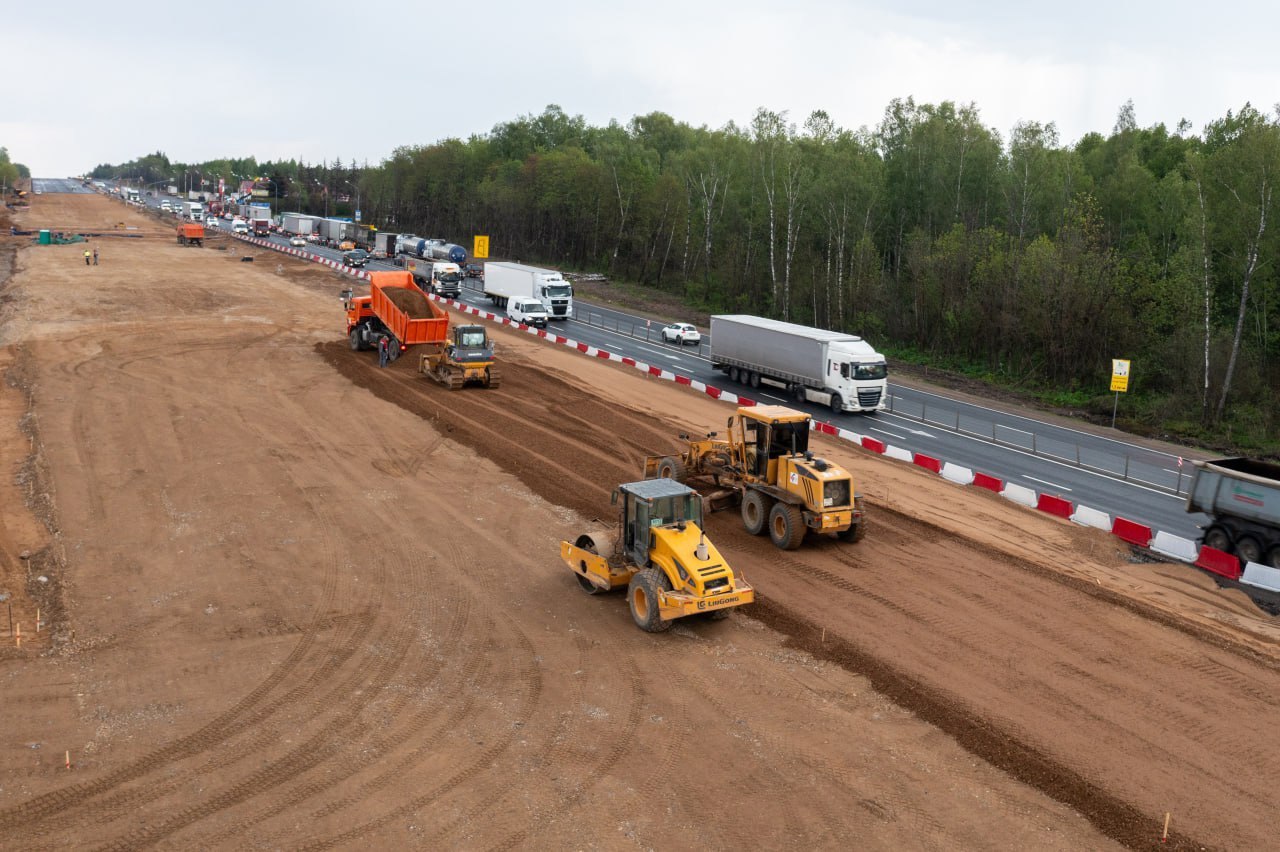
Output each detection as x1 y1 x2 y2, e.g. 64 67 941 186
560 478 754 632
645 405 865 550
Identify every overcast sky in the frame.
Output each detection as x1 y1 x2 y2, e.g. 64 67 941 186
6 0 1279 177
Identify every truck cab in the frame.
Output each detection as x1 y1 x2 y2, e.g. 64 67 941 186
430 262 463 298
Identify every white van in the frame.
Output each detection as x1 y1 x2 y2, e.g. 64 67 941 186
507 297 549 328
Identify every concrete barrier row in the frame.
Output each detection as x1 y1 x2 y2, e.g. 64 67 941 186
243 231 1278 603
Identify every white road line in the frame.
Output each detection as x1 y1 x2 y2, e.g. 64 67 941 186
906 427 936 438
1024 475 1072 492
869 426 909 440
758 393 787 403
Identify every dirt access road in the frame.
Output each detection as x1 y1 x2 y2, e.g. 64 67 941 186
0 193 1276 850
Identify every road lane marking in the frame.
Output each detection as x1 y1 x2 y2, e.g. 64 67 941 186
1024 476 1072 492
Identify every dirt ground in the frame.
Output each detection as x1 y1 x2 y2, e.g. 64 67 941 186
0 193 1276 850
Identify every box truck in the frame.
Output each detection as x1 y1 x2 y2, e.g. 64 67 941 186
709 315 888 414
482 262 573 320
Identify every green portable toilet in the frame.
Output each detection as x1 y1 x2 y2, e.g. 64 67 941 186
38 229 51 245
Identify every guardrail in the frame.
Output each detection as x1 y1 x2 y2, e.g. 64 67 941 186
884 392 1194 496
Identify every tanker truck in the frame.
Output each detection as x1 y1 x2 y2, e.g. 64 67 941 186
1186 457 1280 568
709 315 888 414
425 239 467 265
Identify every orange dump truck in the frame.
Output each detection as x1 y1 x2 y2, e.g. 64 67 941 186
176 222 204 247
342 271 449 359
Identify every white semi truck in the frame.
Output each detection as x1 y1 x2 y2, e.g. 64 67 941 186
709 315 888 414
185 201 204 221
482 262 573 320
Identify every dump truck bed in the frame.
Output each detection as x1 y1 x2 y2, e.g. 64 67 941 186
369 271 449 346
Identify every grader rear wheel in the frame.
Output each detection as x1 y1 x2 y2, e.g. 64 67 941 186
742 491 769 536
768 502 806 550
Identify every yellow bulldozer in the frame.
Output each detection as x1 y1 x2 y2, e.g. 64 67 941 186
560 478 754 632
419 323 501 389
645 404 865 550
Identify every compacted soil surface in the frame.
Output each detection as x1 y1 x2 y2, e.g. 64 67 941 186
0 193 1276 850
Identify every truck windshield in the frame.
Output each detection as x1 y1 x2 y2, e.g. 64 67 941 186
842 362 887 381
438 272 461 283
545 285 572 298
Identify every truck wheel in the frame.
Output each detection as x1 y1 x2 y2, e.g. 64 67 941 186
792 384 807 403
628 568 673 633
749 371 761 388
1203 526 1231 553
730 367 741 383
655 456 686 483
768 502 806 550
349 329 363 351
1236 536 1264 565
830 394 843 414
741 491 769 536
1267 547 1280 570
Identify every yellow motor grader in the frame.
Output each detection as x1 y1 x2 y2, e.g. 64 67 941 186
560 478 753 632
645 405 865 550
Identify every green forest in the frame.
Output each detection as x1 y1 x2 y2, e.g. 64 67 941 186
92 100 1280 453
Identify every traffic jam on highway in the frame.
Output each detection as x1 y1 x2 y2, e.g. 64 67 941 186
98 179 1280 592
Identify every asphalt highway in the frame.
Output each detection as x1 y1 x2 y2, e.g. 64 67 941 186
106 183 1207 540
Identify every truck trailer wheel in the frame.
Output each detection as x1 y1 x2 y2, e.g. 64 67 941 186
1267 547 1280 570
1236 536 1264 566
741 491 769 536
628 568 673 633
1203 526 1231 553
768 502 806 550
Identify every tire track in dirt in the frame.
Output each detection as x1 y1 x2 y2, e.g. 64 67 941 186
93 546 414 851
8 377 380 841
314 341 1233 851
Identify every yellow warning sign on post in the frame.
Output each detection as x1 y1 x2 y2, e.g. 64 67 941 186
1110 359 1131 393
473 235 490 259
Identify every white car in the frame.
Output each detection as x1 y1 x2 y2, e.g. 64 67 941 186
289 235 307 247
507 297 549 328
160 201 171 211
661 322 701 346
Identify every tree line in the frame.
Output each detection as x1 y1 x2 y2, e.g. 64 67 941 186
91 100 1280 450
1 147 31 195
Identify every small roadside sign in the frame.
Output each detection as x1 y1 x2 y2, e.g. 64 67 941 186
354 209 361 222
474 235 490 259
1110 359 1131 393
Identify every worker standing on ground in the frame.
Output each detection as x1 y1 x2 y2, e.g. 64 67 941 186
92 247 99 265
83 249 91 265
378 336 390 368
